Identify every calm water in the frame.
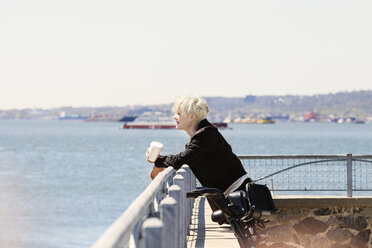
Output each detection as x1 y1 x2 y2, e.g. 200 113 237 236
0 120 372 248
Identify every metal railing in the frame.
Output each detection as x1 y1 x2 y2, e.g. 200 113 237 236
238 153 372 197
91 165 196 248
91 154 372 247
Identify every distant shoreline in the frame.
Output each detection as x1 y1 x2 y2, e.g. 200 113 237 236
1 90 372 122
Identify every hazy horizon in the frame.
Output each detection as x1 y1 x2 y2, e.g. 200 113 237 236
1 89 371 111
1 1 372 110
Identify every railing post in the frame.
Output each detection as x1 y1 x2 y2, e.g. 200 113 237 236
168 184 181 248
347 153 353 197
181 165 192 233
159 196 177 248
139 217 163 248
173 172 186 248
178 168 189 237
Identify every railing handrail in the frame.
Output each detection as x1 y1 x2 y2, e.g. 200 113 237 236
237 154 372 159
92 167 175 248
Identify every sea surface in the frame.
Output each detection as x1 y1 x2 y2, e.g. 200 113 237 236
1 120 372 248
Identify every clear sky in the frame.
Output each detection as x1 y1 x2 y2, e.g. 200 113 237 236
1 0 371 109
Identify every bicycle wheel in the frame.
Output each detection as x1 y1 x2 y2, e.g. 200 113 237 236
231 220 257 248
237 236 256 248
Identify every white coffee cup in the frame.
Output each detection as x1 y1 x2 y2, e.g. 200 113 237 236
148 141 163 162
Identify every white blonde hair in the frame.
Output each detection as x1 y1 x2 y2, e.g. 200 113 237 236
172 96 209 121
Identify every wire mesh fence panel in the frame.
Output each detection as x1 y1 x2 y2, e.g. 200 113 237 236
352 157 372 191
238 154 372 194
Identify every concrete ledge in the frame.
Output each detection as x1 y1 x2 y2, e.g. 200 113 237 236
273 196 372 208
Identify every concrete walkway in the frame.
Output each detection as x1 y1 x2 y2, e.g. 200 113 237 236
187 197 240 248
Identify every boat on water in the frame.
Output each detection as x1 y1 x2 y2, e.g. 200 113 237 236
118 115 138 122
122 112 174 129
229 116 275 124
58 112 88 120
256 117 275 124
123 122 176 129
122 112 228 129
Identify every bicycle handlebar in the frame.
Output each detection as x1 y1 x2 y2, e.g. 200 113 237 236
186 187 234 216
186 192 201 198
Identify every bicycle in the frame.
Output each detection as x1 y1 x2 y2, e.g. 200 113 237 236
187 182 277 248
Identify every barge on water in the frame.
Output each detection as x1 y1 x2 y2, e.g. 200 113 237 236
122 122 228 129
121 111 228 129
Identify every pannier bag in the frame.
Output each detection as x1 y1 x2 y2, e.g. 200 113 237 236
246 183 276 215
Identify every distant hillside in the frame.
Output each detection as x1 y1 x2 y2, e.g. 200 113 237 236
1 91 372 121
205 91 372 121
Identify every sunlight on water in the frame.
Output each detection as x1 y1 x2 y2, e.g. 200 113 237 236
0 160 36 248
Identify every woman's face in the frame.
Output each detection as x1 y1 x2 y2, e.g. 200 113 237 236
173 110 194 130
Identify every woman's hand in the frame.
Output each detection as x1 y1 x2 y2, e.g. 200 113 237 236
150 166 164 180
145 148 154 163
146 148 163 179
145 148 160 163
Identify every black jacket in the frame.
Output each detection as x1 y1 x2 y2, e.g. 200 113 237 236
155 119 247 192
